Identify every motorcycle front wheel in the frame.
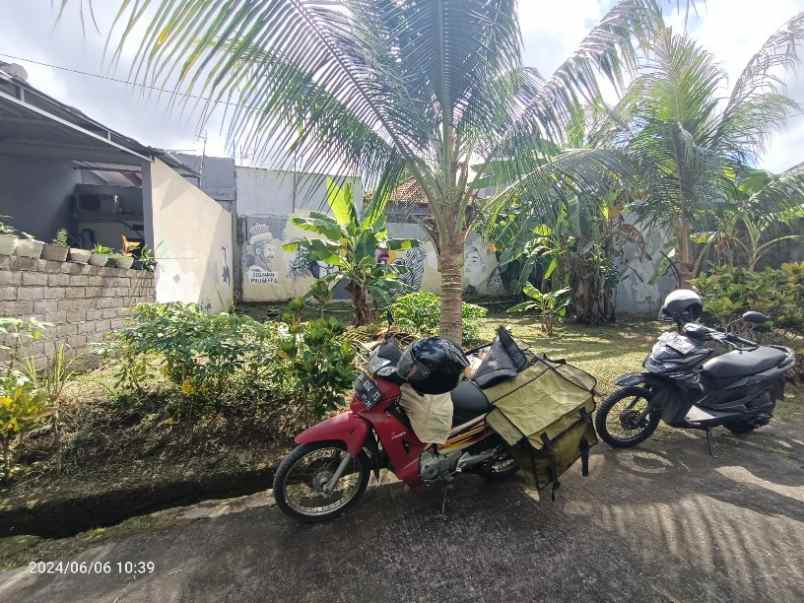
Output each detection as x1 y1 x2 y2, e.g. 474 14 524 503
274 442 370 522
595 386 660 448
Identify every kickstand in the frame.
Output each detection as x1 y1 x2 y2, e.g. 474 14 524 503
705 427 714 457
440 482 452 516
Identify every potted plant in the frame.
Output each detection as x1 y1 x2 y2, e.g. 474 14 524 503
42 228 70 262
110 250 135 269
89 244 113 267
0 217 16 256
133 244 158 271
69 245 92 264
15 232 45 259
110 236 139 269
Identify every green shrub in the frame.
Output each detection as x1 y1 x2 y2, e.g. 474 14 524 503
107 302 357 425
508 285 571 336
110 303 283 413
391 291 488 344
0 371 48 480
280 316 356 418
691 263 804 332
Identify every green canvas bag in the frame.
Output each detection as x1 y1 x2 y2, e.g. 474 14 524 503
483 353 598 498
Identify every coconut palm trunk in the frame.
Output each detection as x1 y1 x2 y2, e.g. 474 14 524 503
675 212 694 287
437 234 465 343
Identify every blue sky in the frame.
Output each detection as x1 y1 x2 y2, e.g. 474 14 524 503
2 0 804 172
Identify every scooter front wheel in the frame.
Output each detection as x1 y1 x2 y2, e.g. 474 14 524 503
595 386 660 448
274 442 370 522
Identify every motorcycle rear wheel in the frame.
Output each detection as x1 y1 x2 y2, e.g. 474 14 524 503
274 442 370 522
595 386 660 448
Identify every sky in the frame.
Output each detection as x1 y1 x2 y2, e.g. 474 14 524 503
1 0 804 172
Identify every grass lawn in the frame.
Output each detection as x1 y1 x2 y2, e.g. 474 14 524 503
479 315 667 395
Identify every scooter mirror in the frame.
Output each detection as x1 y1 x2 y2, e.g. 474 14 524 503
742 310 770 323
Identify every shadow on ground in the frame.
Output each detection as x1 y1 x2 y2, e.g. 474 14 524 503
1 407 803 602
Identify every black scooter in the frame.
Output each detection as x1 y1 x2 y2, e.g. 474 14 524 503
595 290 796 453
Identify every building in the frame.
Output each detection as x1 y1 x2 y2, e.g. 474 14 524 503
0 61 234 364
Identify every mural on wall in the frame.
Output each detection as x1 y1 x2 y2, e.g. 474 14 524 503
220 246 231 286
240 213 507 302
240 214 321 302
243 223 281 285
390 247 426 291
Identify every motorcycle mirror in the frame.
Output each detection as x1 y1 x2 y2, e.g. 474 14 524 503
742 311 770 324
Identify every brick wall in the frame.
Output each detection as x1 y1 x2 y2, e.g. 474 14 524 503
0 255 155 367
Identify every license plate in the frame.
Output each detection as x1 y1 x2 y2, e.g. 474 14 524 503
354 374 382 408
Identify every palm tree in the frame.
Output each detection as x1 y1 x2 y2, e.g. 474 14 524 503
70 0 663 343
604 17 804 285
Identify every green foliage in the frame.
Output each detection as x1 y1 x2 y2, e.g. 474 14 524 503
135 245 157 271
279 315 355 418
53 228 70 247
92 244 114 255
111 303 283 414
24 343 78 475
106 302 357 423
509 285 571 336
0 371 48 480
692 263 804 332
283 179 417 325
391 292 488 344
0 318 47 369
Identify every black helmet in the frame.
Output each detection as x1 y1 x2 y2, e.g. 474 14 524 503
660 289 703 323
397 337 469 395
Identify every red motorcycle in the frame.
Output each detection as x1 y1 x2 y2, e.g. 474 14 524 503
273 337 518 522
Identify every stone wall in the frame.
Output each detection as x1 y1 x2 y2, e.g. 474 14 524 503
0 255 154 367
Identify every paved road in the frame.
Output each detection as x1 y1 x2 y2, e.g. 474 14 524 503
2 420 803 602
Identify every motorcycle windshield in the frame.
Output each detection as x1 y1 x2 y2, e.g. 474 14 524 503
651 332 701 360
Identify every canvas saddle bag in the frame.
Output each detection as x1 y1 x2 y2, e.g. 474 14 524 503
470 328 598 499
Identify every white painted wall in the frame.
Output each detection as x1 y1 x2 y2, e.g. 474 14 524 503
236 167 363 216
615 216 677 316
150 159 234 313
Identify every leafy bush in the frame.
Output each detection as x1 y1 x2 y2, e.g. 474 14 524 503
107 302 357 426
509 285 571 336
691 263 804 332
280 316 355 418
111 303 284 414
391 291 488 344
0 371 48 480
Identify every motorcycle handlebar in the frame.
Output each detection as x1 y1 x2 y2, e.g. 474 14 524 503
706 328 758 351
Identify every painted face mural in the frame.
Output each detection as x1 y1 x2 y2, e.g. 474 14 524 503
243 225 280 285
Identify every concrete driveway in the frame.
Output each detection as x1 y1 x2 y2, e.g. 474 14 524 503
1 416 803 602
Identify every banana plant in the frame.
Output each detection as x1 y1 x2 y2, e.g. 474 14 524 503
282 179 417 325
508 284 571 336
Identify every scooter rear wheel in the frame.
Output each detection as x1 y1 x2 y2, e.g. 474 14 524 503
274 442 370 522
595 386 660 448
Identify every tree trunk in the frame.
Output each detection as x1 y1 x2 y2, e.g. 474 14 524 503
438 237 464 345
675 214 693 287
351 284 373 326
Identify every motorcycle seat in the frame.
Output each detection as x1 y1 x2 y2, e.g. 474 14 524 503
702 347 787 380
450 380 492 426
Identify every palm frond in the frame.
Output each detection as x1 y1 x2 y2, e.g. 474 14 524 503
486 0 661 185
743 162 804 225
